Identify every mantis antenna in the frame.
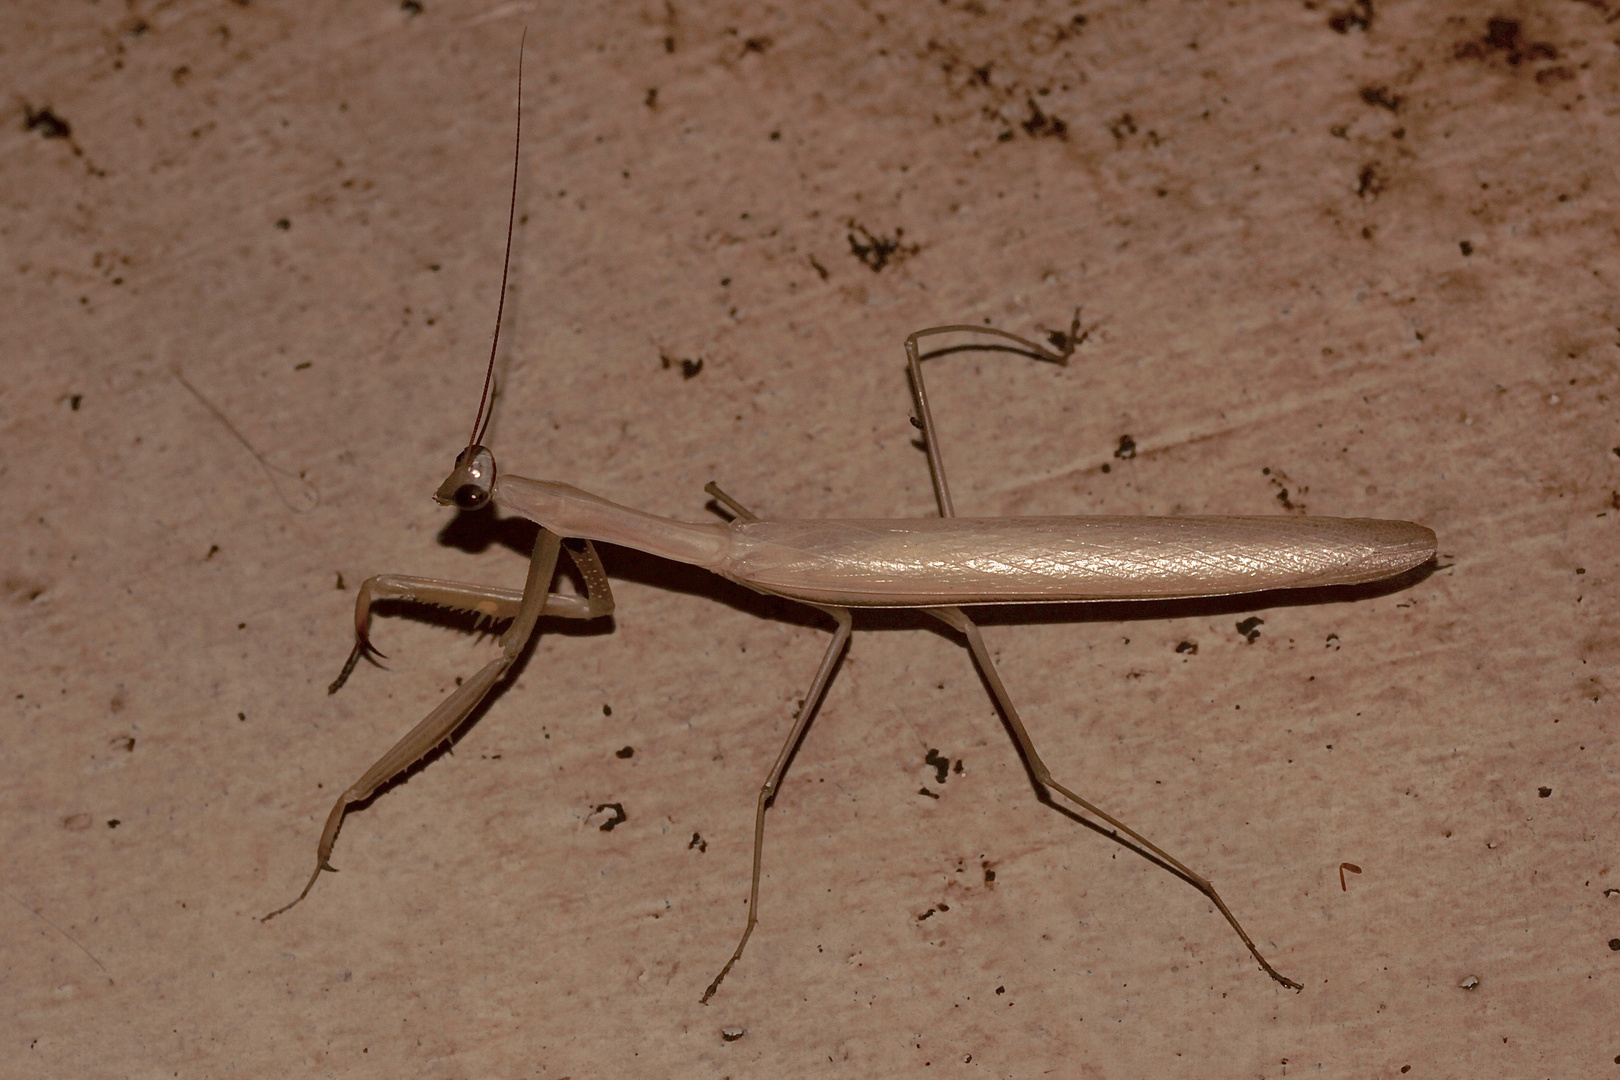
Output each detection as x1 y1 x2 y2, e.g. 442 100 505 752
465 29 525 456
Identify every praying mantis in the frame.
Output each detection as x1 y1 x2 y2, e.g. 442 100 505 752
262 43 1437 1003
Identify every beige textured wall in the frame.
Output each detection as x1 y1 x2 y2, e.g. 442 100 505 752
4 0 1617 1075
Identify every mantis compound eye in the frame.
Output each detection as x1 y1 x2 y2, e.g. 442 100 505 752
435 445 497 509
453 484 489 510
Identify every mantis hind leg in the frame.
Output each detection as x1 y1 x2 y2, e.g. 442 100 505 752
926 604 1302 990
904 309 1084 517
902 317 1300 984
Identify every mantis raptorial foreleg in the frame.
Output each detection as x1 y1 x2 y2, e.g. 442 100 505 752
906 317 1302 990
263 530 615 921
328 537 615 693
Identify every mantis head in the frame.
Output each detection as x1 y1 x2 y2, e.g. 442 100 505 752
436 445 497 510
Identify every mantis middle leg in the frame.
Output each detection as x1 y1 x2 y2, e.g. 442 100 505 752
700 595 854 1003
697 484 853 1003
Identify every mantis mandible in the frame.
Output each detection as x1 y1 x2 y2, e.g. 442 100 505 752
263 43 1437 1002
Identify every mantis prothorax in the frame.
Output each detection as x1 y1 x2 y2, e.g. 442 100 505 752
262 40 1437 1003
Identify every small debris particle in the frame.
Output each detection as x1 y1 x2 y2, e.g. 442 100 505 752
24 105 71 139
1538 786 1552 798
846 222 916 272
592 802 628 832
70 394 83 411
1236 616 1264 643
602 704 612 716
1455 17 1559 66
720 1027 745 1042
1020 98 1067 139
616 746 634 759
660 352 704 379
275 218 290 230
688 832 707 852
1339 862 1362 890
1460 240 1473 256
1113 434 1136 460
918 787 940 799
1458 975 1479 990
106 819 121 829
1359 85 1402 111
1355 163 1385 200
925 748 950 784
1327 0 1373 33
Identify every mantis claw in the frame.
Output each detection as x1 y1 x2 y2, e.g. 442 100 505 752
328 635 387 695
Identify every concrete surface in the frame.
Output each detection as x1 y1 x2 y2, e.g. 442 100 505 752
4 0 1617 1076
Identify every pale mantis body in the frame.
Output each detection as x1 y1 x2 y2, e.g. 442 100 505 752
263 46 1437 1002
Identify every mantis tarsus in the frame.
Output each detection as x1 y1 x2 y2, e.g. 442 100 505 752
262 43 1437 1002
